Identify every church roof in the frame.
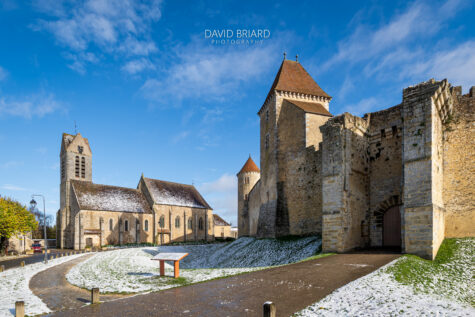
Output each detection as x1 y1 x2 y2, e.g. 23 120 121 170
285 99 332 117
213 214 230 226
143 177 212 209
263 60 331 106
238 156 260 175
71 180 152 213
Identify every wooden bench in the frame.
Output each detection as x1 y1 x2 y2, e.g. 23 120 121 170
151 252 189 278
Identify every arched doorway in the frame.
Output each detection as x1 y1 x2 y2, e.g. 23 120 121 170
383 206 401 248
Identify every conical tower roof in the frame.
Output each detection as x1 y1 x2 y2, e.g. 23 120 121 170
267 60 330 99
237 156 260 175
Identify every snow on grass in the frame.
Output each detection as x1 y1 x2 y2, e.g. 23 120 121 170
67 236 321 294
296 238 475 316
0 254 89 317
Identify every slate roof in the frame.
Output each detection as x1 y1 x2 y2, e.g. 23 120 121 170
263 60 331 107
238 156 260 175
213 214 230 226
285 99 332 117
143 177 212 209
71 180 152 213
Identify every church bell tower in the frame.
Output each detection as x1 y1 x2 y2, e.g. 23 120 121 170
57 133 92 248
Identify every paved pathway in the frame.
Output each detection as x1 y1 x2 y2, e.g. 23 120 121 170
43 253 399 317
30 254 130 312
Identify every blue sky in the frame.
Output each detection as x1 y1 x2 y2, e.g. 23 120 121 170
0 0 474 225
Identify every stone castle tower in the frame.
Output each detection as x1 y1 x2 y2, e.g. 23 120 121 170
239 56 474 260
237 156 260 237
57 133 92 249
238 58 333 238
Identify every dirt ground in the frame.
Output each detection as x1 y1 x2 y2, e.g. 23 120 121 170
40 253 399 317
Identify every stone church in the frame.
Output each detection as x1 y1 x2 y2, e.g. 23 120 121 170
238 58 474 259
57 133 214 250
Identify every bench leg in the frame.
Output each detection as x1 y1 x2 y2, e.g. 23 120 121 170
160 260 165 276
174 261 179 278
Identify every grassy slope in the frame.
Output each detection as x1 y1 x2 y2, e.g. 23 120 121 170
386 237 474 306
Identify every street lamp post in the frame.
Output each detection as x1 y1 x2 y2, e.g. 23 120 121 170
30 195 48 264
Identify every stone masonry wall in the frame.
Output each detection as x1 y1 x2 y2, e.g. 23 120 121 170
402 79 449 260
366 105 403 247
443 88 475 237
248 180 261 236
257 93 279 238
320 116 346 251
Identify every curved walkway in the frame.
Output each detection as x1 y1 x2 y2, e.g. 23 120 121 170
29 254 129 312
44 253 399 317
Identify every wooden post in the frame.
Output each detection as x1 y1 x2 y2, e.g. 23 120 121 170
174 260 179 278
15 301 25 317
91 288 99 304
263 301 276 317
159 260 165 276
20 261 25 267
0 265 4 272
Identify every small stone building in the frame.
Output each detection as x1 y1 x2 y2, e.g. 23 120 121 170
57 133 214 250
238 58 474 259
213 214 233 239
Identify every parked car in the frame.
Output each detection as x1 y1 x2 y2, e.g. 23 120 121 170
32 243 42 253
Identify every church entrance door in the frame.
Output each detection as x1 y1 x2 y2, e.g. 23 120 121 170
86 237 93 247
383 206 401 248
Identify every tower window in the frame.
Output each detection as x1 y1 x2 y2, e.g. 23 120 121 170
381 129 386 138
392 126 398 136
109 219 113 231
265 109 269 122
78 146 84 154
124 220 129 232
265 133 269 149
81 157 86 178
75 156 80 177
199 217 204 230
144 220 149 231
188 218 192 230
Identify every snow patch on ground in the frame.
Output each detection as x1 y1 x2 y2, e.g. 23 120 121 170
0 254 88 317
67 237 321 294
296 238 475 317
296 261 474 316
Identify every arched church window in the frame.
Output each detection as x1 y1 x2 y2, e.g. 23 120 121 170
109 219 113 231
75 156 80 177
124 220 129 232
266 109 269 121
175 216 180 228
144 220 149 231
265 133 269 149
199 217 204 230
159 216 165 228
188 218 192 230
81 157 85 178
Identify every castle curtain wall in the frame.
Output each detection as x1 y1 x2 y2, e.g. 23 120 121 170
248 180 261 236
367 106 403 248
321 114 369 252
443 89 475 238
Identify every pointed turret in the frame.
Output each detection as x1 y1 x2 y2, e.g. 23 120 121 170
237 156 260 175
237 155 260 237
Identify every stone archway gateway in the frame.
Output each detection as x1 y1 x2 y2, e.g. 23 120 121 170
383 206 401 247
